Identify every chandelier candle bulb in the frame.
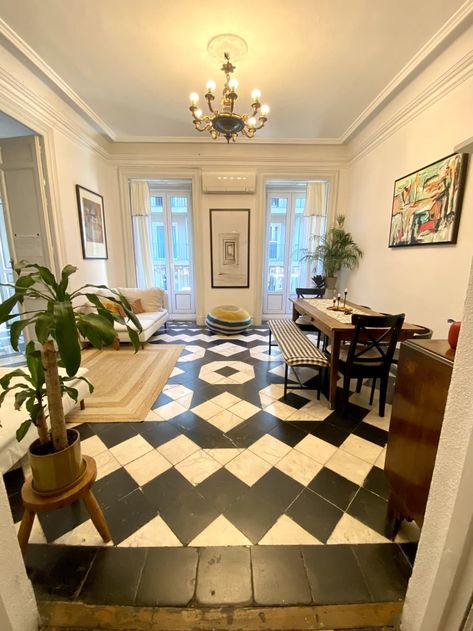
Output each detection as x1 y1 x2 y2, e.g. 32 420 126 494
261 104 270 116
206 80 216 92
251 88 261 101
190 92 199 104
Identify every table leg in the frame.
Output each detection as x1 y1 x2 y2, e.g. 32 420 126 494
328 334 341 410
292 302 298 321
83 490 112 543
18 508 35 556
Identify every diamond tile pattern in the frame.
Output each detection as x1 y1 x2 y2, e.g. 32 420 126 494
5 322 414 550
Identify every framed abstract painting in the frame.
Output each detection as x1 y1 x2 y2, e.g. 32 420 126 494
389 153 468 247
76 185 108 259
210 209 250 288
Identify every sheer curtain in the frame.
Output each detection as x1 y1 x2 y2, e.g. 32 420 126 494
304 181 328 277
130 180 154 288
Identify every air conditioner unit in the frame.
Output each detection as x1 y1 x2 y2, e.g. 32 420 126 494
202 171 256 194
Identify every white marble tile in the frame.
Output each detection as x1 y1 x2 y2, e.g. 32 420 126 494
157 435 200 465
248 434 291 465
175 449 222 485
225 450 272 486
110 434 154 466
340 434 384 465
163 384 193 400
191 400 224 420
175 393 193 409
206 409 245 433
189 515 251 546
258 515 322 545
94 449 121 480
363 407 392 431
263 400 296 420
287 400 332 421
227 400 260 420
124 449 172 486
294 435 337 465
259 384 285 400
52 519 113 546
275 450 323 486
154 400 188 420
374 447 387 469
145 408 165 421
327 513 389 544
229 371 254 384
170 367 184 377
80 435 108 458
204 448 243 465
325 449 373 485
209 392 241 409
118 515 182 547
259 393 275 409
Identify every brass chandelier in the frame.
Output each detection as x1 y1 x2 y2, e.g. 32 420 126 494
189 52 270 143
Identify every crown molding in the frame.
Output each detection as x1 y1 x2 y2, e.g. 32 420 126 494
342 0 473 143
112 135 343 145
0 18 116 141
348 48 473 163
0 64 109 159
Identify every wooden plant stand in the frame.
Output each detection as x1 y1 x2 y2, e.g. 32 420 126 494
18 455 111 555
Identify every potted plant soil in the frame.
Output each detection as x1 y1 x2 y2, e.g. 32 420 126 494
300 215 363 293
0 261 141 495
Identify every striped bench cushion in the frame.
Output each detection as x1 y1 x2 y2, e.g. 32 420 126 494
268 319 328 368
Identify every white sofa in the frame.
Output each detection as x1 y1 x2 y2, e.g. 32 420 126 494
114 287 168 344
0 367 90 474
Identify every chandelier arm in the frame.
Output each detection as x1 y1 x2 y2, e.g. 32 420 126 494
206 96 216 114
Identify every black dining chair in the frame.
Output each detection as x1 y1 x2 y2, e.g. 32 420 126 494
295 287 325 346
338 313 405 417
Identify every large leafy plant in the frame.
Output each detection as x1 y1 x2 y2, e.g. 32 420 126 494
0 261 142 452
300 215 363 278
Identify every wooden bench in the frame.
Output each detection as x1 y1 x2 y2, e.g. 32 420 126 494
268 319 329 400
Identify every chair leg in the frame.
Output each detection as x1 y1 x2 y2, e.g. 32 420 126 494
342 373 350 412
284 363 288 398
268 330 272 355
379 375 388 417
317 368 322 400
356 377 363 393
369 378 377 405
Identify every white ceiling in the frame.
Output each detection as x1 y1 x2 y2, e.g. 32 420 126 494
0 0 467 141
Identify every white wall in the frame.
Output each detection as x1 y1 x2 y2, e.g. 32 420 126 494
343 24 473 337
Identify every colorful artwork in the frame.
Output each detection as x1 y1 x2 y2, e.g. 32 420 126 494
76 185 108 259
389 153 468 247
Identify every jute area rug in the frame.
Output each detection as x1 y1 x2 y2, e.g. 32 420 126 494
67 344 184 423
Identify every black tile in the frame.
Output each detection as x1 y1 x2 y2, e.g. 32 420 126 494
215 366 239 377
91 468 138 510
302 545 372 604
152 391 174 407
400 542 418 567
224 493 284 544
92 423 139 448
138 421 182 447
353 422 389 447
308 467 359 511
363 466 390 500
353 543 412 601
8 491 25 523
3 467 25 496
225 411 279 447
197 468 249 513
347 487 389 536
26 544 96 601
323 410 361 433
288 420 324 435
79 547 147 605
252 546 311 605
136 547 198 606
142 468 197 511
286 488 343 543
251 468 303 514
158 492 220 545
269 421 308 447
311 421 351 447
37 500 90 542
102 489 158 545
182 421 236 449
74 423 97 441
196 547 252 606
168 410 202 431
280 392 311 409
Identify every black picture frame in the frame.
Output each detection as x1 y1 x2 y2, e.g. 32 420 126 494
388 152 468 248
209 209 250 288
76 185 108 259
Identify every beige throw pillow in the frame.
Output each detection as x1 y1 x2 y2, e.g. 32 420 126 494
117 287 164 312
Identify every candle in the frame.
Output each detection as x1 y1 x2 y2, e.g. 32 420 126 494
343 289 347 309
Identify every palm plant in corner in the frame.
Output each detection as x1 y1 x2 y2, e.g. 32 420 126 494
0 261 142 494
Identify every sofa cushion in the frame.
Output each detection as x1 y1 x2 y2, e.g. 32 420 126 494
118 287 164 312
113 311 166 333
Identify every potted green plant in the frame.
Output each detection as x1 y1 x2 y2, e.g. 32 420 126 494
0 261 142 494
300 215 363 292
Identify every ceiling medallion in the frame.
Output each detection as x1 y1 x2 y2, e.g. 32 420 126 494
189 36 270 143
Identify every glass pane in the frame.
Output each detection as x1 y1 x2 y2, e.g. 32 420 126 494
267 197 287 292
170 196 192 292
289 196 308 293
150 197 167 290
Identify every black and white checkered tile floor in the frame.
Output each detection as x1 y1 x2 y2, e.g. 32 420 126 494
5 323 419 550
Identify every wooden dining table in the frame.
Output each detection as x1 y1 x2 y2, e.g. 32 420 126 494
290 298 426 410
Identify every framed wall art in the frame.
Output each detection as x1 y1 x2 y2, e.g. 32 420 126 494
76 185 108 259
210 209 250 288
388 153 468 247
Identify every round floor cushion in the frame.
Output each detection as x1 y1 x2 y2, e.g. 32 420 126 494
206 305 252 335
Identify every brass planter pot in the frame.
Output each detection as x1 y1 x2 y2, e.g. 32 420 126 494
324 276 337 296
29 428 84 495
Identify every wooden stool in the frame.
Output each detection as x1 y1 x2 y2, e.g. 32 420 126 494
18 455 112 555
